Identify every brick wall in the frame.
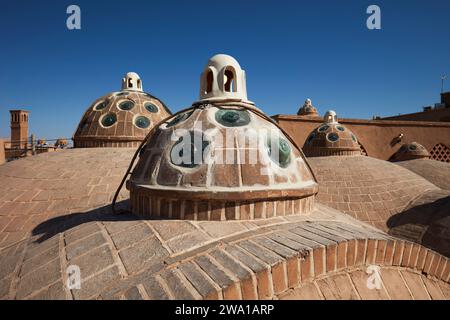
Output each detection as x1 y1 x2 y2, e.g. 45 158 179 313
273 115 450 161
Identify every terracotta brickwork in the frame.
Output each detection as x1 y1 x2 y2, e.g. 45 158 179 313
430 143 450 162
130 191 315 221
391 142 430 162
273 115 450 161
396 159 450 190
73 91 171 148
0 148 134 249
308 155 440 231
1 202 448 300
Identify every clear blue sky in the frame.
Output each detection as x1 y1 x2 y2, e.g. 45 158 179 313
1 0 449 140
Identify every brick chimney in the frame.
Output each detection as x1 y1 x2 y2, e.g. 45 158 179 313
10 110 29 149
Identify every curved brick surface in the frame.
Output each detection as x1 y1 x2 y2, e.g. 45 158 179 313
396 159 450 190
0 148 135 249
388 189 450 257
0 203 448 300
308 156 442 231
73 90 171 148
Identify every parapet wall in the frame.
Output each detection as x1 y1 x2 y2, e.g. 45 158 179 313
273 115 450 161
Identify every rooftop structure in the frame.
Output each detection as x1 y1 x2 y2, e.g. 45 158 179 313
73 72 172 148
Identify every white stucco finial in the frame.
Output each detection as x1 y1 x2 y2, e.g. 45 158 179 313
121 72 143 91
324 110 338 124
197 54 252 104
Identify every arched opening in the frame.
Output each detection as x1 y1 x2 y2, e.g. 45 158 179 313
204 69 213 94
127 78 133 88
224 67 236 92
137 79 142 89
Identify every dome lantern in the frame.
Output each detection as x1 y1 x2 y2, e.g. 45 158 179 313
198 54 252 105
121 72 143 92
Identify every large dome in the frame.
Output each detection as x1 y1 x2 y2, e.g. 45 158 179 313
73 72 171 148
127 55 318 221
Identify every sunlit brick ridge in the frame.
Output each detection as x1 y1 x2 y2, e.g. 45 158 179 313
127 54 318 220
73 72 171 148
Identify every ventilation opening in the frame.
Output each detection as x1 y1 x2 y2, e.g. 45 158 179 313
430 143 450 162
204 69 213 94
127 78 133 89
224 68 236 92
359 142 368 156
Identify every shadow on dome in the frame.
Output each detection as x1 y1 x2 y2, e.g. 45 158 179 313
387 192 450 257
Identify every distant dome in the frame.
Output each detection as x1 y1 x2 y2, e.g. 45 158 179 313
392 142 430 161
128 55 318 221
302 110 361 157
73 72 171 148
297 99 319 116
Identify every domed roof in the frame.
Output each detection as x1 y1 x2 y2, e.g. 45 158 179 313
127 55 318 221
308 155 443 231
396 158 450 190
303 111 361 157
73 72 172 148
392 142 430 161
297 99 319 116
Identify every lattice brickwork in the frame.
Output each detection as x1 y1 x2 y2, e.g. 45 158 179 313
430 143 450 163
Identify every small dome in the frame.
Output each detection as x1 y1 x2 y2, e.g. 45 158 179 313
297 99 319 116
128 55 318 221
73 73 172 148
392 142 430 161
198 54 252 105
303 110 361 157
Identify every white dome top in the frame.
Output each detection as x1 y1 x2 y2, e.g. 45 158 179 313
121 72 143 91
324 110 338 124
197 54 251 104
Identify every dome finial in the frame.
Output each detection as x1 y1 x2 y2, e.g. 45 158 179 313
122 72 143 92
197 54 252 104
324 110 338 124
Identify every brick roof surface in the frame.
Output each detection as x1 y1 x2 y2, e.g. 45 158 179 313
1 202 449 300
0 148 135 249
0 150 449 300
308 155 444 231
396 159 450 190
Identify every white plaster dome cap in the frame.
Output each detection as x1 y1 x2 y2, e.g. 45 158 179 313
122 72 143 92
198 54 252 105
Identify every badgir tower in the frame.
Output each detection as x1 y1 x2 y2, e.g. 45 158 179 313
0 55 449 300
